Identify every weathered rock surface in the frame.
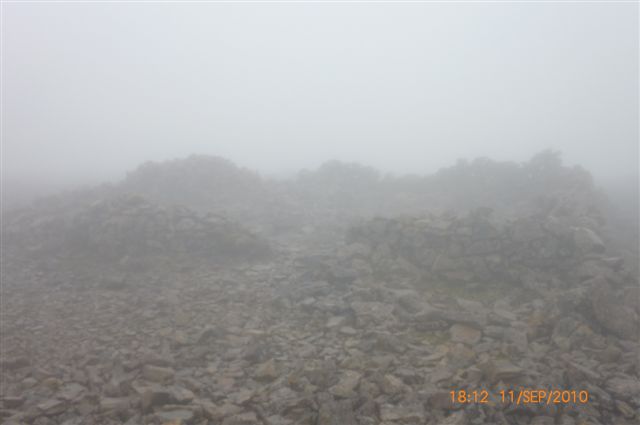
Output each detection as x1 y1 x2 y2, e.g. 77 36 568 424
2 194 271 271
346 212 620 287
1 153 637 425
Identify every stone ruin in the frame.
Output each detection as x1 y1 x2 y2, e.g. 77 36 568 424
1 153 638 425
1 194 271 269
345 211 639 341
346 211 616 287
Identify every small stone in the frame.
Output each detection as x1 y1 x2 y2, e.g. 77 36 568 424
228 389 254 405
0 357 30 371
2 396 25 409
254 359 278 381
428 390 453 409
350 301 394 325
504 327 528 352
530 417 555 425
155 409 195 424
317 394 357 425
169 386 195 404
21 377 38 388
57 383 86 401
329 371 361 398
37 399 67 416
143 365 175 383
172 331 189 346
615 400 635 418
138 385 173 412
201 402 243 421
100 397 130 412
339 326 357 336
381 374 408 395
606 377 640 400
573 227 605 253
450 324 482 345
41 377 63 390
326 316 346 328
447 343 476 369
222 411 258 425
602 256 624 269
440 411 467 425
481 359 524 382
196 326 222 344
379 401 425 422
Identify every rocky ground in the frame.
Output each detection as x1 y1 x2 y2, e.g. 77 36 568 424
1 154 638 425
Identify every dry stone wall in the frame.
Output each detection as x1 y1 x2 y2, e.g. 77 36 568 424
346 210 611 287
2 194 271 267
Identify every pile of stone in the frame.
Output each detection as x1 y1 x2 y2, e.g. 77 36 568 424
1 194 271 268
345 210 627 288
1 152 637 425
120 155 271 213
118 155 296 235
1 244 637 425
417 151 604 223
283 151 605 225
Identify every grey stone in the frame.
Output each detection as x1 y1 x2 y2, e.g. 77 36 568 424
379 400 426 422
142 365 175 383
450 324 482 345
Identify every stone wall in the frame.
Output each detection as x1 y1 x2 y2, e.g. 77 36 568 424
346 210 613 287
2 194 271 265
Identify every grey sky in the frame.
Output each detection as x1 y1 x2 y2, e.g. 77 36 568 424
2 2 638 187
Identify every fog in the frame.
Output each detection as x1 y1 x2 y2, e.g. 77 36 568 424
2 4 640 424
3 2 638 191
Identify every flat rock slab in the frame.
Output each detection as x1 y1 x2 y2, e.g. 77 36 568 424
143 365 176 383
449 324 482 345
380 401 426 423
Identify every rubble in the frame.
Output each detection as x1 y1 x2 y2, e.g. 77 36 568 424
2 194 271 272
346 211 636 292
1 153 637 425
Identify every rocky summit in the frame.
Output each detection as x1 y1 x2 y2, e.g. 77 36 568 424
1 153 638 425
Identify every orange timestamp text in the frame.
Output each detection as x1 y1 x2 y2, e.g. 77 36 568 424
450 389 589 405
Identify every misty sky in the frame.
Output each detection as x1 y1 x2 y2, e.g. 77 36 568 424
2 2 638 188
